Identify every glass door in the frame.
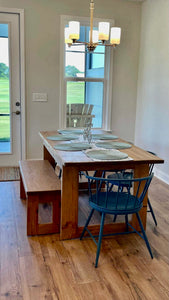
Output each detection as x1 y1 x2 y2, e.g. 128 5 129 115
0 13 21 166
0 23 10 152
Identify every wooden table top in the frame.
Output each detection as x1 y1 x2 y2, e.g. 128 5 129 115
39 131 164 170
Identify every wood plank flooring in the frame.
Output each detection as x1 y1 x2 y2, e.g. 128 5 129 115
0 177 169 299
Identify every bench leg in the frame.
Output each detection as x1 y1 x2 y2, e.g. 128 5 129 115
37 191 61 235
27 192 61 236
20 172 26 199
27 194 39 235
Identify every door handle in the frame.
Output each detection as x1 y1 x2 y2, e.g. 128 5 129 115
12 110 21 115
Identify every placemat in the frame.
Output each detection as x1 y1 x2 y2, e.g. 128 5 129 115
92 134 118 140
58 129 83 135
85 149 129 161
54 142 92 151
47 135 78 141
95 141 132 149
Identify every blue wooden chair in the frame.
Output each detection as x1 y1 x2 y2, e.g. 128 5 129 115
80 173 154 267
106 151 157 226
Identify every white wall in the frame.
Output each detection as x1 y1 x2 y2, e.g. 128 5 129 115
0 0 142 158
135 0 169 184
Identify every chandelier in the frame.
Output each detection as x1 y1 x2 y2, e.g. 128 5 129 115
65 0 121 52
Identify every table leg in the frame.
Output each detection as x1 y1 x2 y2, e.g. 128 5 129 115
132 164 149 231
20 171 26 199
60 165 79 240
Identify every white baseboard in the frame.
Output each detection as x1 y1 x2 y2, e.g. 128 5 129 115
154 166 169 185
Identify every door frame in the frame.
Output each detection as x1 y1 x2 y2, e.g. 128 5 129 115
0 7 26 160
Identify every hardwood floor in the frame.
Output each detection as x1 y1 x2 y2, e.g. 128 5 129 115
0 177 169 299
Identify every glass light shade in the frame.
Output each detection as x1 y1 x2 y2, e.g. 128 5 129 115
110 27 121 45
89 30 99 43
98 22 110 41
64 27 72 44
69 21 80 40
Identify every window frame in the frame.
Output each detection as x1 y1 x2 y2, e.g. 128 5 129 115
59 15 114 130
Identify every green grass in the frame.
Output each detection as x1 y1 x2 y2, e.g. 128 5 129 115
67 81 85 104
0 78 10 140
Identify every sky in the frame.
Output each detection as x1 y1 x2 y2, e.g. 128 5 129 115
65 44 85 74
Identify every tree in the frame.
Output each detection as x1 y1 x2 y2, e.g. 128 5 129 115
65 65 81 77
0 63 9 79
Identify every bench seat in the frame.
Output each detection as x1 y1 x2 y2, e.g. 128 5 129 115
19 160 61 236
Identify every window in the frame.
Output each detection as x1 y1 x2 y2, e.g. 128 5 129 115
60 16 114 130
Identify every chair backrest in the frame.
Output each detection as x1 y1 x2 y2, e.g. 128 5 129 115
85 173 154 212
66 103 95 128
147 151 157 175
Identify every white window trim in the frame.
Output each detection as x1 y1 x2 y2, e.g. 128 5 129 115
59 15 114 130
0 7 26 159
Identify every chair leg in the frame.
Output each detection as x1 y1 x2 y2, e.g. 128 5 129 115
125 214 129 232
119 186 123 192
147 198 157 226
136 212 153 259
80 208 94 240
58 169 62 179
95 212 105 268
113 215 117 222
108 183 114 192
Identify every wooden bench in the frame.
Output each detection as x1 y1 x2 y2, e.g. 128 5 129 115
19 160 61 236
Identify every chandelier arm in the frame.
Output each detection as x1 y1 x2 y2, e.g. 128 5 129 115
72 41 100 46
104 43 117 47
71 41 88 46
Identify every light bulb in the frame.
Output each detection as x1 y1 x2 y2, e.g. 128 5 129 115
98 22 110 41
69 21 80 41
65 27 72 44
110 27 121 45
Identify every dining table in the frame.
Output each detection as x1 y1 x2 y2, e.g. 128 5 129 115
39 130 164 240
